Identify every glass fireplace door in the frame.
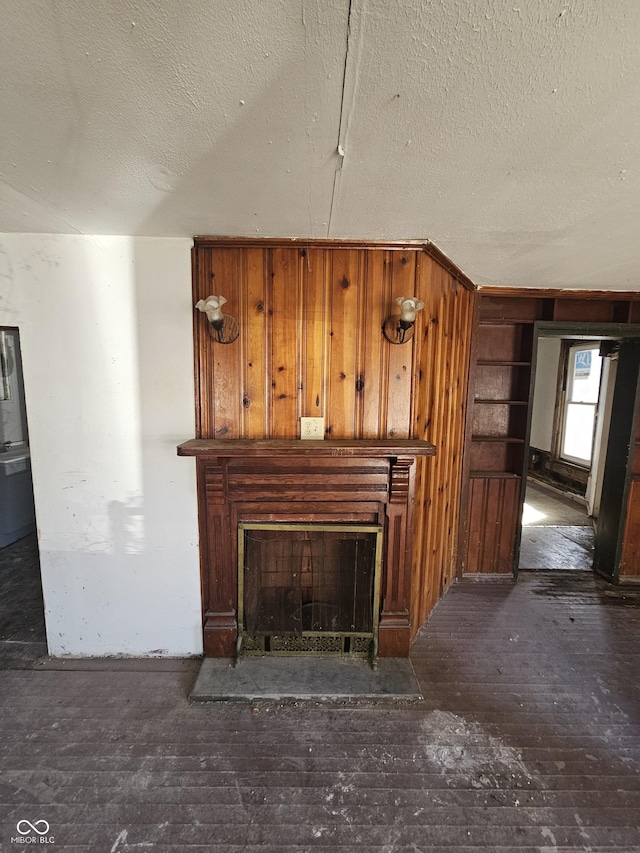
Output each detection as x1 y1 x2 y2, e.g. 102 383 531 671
238 523 383 658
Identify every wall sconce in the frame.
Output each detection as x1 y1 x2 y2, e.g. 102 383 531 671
383 296 425 344
195 295 240 344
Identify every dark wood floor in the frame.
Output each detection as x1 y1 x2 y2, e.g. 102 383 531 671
0 534 46 645
1 572 640 851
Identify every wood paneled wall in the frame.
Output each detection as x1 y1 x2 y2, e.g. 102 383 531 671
410 263 474 632
620 403 640 579
193 239 475 636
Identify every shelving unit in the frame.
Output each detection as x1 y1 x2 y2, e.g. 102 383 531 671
459 291 640 579
468 321 533 482
461 306 539 574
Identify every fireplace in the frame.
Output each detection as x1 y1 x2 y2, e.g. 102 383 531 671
238 522 384 660
177 439 436 659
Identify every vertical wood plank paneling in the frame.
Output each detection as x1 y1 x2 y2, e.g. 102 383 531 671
465 477 487 575
409 253 432 621
243 248 268 438
464 475 520 574
446 280 468 580
435 270 457 599
421 262 449 616
353 251 368 438
360 250 387 438
409 253 427 439
495 477 521 571
413 254 438 620
409 254 474 637
269 248 301 437
428 265 450 606
620 480 640 577
386 252 417 438
193 247 211 438
300 249 327 422
210 249 242 438
450 285 473 569
620 414 640 577
436 272 463 601
327 250 361 438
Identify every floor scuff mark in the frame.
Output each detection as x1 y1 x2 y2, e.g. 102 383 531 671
419 709 540 791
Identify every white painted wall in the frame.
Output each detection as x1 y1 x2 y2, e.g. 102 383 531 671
530 337 562 452
0 234 202 656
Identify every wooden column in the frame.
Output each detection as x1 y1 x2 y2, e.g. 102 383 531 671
200 460 238 657
378 456 416 657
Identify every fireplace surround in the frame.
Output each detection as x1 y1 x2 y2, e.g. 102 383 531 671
238 521 384 662
177 439 435 658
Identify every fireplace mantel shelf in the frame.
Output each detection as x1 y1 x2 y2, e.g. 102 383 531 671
177 438 436 458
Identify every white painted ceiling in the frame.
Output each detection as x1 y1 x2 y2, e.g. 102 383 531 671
1 0 639 289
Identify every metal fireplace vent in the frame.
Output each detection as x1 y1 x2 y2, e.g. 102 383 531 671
238 522 383 665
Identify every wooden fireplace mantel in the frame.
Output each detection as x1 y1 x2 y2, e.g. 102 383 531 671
177 438 436 459
178 438 436 658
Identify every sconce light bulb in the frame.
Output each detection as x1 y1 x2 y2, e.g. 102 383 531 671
395 296 425 324
195 295 228 324
195 294 240 344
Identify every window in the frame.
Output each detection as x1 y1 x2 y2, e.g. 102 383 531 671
559 343 603 466
0 331 13 401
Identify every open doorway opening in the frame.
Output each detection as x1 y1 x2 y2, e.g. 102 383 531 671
0 327 46 663
518 336 616 572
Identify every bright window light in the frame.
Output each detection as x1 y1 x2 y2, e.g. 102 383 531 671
522 502 547 526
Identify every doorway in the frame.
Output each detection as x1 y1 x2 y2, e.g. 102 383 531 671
0 327 46 663
517 325 640 579
518 336 606 571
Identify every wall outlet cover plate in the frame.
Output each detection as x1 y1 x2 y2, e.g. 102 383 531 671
300 417 324 440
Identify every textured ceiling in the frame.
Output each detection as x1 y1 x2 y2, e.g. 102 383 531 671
1 0 639 289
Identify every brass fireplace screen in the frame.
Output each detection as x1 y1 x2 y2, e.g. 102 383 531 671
238 523 383 660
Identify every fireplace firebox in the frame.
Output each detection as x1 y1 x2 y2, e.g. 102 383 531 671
238 522 384 661
177 439 436 659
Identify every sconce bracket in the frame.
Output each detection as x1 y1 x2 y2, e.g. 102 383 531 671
383 315 415 345
206 314 240 344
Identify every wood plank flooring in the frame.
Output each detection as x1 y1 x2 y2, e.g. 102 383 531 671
520 481 595 571
1 572 640 851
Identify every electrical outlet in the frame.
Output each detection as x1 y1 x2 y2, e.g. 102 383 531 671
300 417 325 440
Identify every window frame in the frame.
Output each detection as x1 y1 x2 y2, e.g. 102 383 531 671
554 340 603 468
